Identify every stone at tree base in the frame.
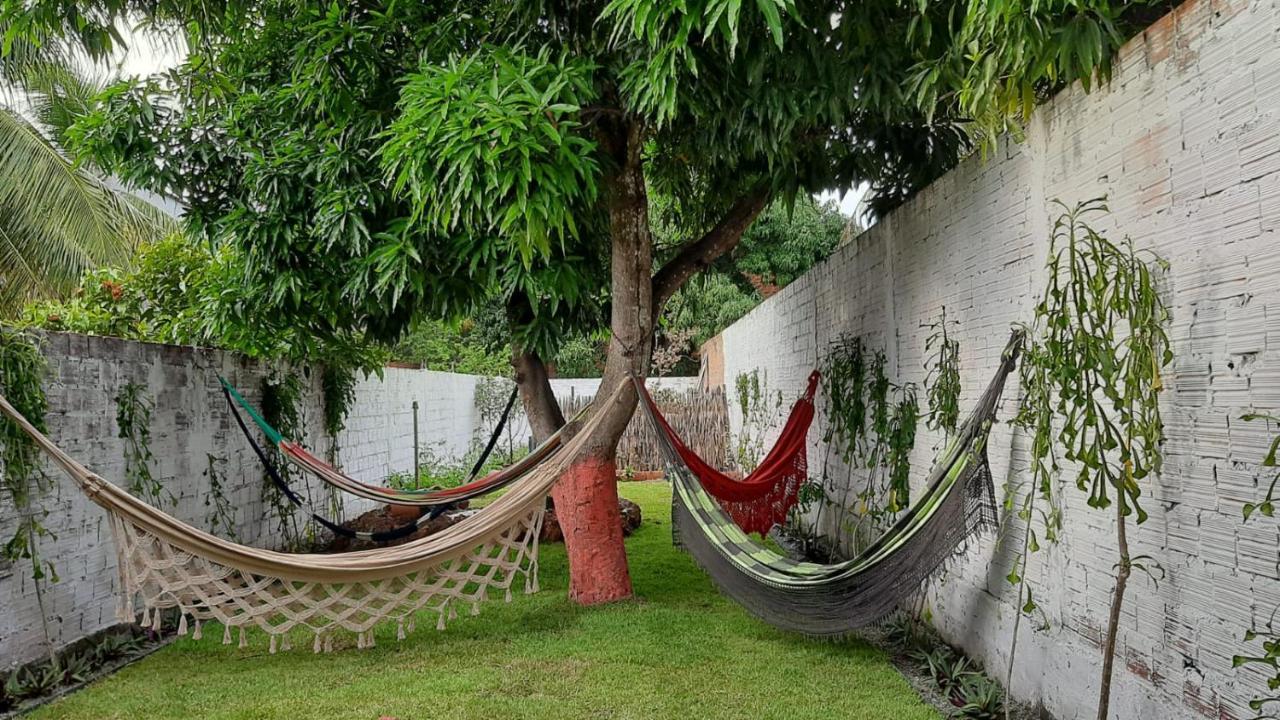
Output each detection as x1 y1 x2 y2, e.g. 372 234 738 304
327 506 475 553
540 496 642 543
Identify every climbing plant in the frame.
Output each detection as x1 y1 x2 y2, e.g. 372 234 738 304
0 327 57 661
1010 198 1171 720
924 307 962 438
811 334 920 559
732 369 785 473
0 328 55 574
115 382 169 506
1231 413 1280 717
320 365 358 449
260 372 306 550
202 453 237 542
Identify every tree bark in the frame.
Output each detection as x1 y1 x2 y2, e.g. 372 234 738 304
552 119 653 606
650 187 771 320
551 121 773 605
1096 501 1130 720
512 347 565 444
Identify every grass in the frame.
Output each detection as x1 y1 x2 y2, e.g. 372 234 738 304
30 482 939 720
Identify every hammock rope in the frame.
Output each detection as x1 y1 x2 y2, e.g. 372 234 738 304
641 371 819 534
221 378 557 508
635 330 1022 636
0 386 617 652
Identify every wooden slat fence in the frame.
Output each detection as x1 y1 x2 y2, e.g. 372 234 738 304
559 387 730 475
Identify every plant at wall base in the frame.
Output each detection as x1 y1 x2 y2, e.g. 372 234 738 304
260 372 306 550
924 307 962 439
958 674 1006 719
0 326 61 664
115 382 170 507
202 453 237 542
1230 413 1280 718
811 334 868 557
1015 198 1171 720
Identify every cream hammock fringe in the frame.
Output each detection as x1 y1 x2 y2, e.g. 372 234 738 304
0 388 617 654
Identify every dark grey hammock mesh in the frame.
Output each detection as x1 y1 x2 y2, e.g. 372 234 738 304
640 331 1021 637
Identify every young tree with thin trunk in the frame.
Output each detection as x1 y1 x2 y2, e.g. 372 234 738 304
7 0 1141 604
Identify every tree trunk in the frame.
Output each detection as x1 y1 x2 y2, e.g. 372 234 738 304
552 120 652 606
512 347 564 444
1097 501 1131 720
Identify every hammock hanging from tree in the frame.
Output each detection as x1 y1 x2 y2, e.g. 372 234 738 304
0 388 614 653
646 371 820 534
221 378 548 508
635 331 1021 636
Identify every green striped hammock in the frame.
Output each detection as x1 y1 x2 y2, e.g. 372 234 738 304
636 331 1022 636
221 378 561 508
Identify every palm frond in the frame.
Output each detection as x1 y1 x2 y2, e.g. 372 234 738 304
0 107 176 315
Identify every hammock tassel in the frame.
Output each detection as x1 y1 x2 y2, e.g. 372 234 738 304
178 614 189 637
436 609 446 631
116 594 132 623
367 631 376 649
139 606 152 629
471 602 480 616
396 620 406 642
449 604 458 621
313 633 323 654
238 628 248 649
324 635 334 654
505 587 513 603
192 621 203 641
356 632 365 650
269 635 278 655
407 618 415 634
223 624 232 645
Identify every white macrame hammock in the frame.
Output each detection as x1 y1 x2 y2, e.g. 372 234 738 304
0 391 611 654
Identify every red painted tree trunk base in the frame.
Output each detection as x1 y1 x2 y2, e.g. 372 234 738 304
550 455 634 605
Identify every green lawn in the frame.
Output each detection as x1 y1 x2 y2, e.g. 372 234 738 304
32 482 938 720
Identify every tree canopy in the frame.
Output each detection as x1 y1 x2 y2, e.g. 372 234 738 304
3 0 1148 602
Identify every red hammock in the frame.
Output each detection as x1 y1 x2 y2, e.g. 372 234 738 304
638 371 820 534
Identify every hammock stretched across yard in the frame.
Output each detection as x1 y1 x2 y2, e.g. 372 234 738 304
221 378 552 508
0 387 615 653
223 382 564 544
647 371 820 535
636 331 1021 636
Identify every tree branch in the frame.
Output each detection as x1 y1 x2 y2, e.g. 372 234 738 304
650 186 771 320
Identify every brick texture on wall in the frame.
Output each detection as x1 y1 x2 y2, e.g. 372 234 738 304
709 0 1280 717
0 336 491 669
0 331 697 671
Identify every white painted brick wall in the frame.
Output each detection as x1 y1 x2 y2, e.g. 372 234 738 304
715 0 1280 717
0 331 696 670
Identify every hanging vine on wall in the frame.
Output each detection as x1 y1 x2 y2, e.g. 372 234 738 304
732 369 785 472
0 327 59 663
1008 198 1171 720
1232 412 1280 718
810 334 920 559
0 327 56 584
320 364 358 456
924 306 962 438
260 372 305 550
202 453 237 542
115 382 170 507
